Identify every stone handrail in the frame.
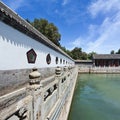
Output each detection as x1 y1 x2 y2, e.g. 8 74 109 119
0 66 78 120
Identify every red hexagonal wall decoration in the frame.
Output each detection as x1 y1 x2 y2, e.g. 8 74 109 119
26 49 37 63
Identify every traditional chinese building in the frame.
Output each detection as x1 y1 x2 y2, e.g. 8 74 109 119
93 54 120 67
75 60 93 67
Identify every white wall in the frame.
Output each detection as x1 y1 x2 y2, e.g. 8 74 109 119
0 21 74 70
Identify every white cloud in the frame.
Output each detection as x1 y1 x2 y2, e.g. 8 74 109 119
62 0 69 6
88 0 120 18
70 8 120 53
71 37 84 49
86 0 120 53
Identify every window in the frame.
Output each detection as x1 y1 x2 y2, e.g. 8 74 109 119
26 49 37 63
56 57 58 64
46 53 51 64
60 58 62 64
63 60 65 64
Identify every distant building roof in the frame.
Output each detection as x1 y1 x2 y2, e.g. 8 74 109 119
75 60 93 63
0 2 73 61
93 54 120 59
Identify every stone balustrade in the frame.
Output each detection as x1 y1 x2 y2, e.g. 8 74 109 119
0 66 78 120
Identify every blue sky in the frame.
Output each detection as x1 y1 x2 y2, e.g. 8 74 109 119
1 0 120 53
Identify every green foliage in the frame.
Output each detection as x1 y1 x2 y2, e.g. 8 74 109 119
61 46 96 60
71 47 82 60
70 47 88 60
81 52 88 60
110 49 120 54
31 18 61 46
116 49 120 54
60 46 73 57
88 52 96 59
110 50 115 54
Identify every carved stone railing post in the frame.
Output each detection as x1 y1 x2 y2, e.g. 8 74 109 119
68 66 71 76
29 68 41 85
55 66 62 97
64 66 68 72
27 68 42 120
55 66 62 77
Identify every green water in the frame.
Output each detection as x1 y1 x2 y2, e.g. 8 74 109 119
68 74 120 120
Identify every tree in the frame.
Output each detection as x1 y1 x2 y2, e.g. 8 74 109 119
71 47 83 60
116 49 120 54
88 52 96 60
110 50 115 54
60 46 73 57
81 52 87 60
31 18 61 46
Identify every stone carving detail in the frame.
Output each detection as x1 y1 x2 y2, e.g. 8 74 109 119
54 84 57 90
55 66 61 75
64 66 68 71
61 77 66 83
44 84 57 101
29 68 41 85
15 107 27 120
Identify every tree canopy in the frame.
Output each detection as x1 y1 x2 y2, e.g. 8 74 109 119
110 50 115 54
116 49 120 54
110 49 120 54
61 47 96 60
71 47 82 60
31 18 61 46
88 52 96 59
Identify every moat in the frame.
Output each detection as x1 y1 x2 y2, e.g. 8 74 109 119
68 74 120 120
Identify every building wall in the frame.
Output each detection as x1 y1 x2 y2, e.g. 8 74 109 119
0 21 74 70
94 59 120 67
75 62 93 68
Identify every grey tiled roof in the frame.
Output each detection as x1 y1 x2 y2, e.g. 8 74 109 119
93 54 120 59
75 60 92 63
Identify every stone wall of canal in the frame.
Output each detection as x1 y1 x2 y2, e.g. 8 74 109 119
78 66 120 74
